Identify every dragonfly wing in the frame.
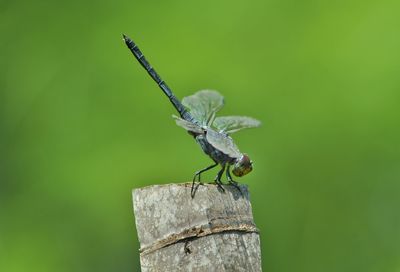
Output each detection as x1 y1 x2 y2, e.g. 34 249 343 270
173 115 204 134
213 116 261 134
206 128 242 158
182 90 224 126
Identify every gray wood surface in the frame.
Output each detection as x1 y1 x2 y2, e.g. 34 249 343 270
133 183 262 271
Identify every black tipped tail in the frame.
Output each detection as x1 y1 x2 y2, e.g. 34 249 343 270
122 34 194 122
122 34 129 42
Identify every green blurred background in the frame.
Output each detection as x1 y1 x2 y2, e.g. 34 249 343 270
1 0 400 271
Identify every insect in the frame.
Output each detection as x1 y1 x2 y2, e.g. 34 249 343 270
123 34 261 197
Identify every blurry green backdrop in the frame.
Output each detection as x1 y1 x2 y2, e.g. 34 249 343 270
1 0 400 271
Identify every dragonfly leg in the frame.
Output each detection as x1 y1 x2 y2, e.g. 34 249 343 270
191 162 218 198
214 165 226 193
226 165 242 195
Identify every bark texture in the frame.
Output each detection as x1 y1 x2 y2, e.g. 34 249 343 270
133 183 261 271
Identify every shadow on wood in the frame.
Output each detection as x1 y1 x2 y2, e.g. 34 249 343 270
132 183 261 271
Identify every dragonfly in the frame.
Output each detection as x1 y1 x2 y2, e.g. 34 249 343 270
123 34 261 197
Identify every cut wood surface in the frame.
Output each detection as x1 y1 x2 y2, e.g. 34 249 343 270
133 183 262 271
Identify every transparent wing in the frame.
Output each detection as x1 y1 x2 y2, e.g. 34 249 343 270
173 115 204 134
213 116 261 134
182 90 224 126
206 128 242 158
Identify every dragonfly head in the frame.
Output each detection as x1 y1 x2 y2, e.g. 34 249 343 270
232 154 253 177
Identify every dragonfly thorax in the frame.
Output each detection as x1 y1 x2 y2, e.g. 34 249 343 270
232 154 253 177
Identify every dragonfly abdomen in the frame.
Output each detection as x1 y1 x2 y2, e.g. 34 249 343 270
123 35 194 122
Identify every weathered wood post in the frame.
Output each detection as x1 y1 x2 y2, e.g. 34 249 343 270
132 183 262 271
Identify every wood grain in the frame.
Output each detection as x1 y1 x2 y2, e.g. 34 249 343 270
133 183 261 271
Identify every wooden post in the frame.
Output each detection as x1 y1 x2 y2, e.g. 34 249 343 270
132 183 262 271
